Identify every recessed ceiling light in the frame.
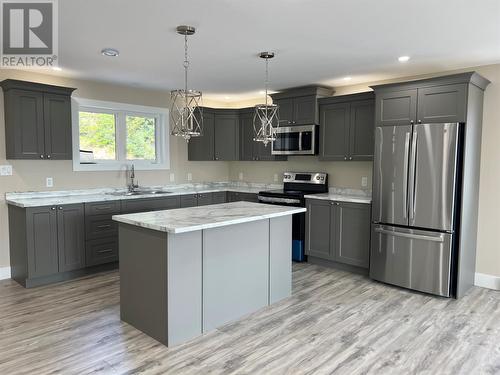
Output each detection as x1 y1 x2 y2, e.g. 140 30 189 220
224 96 231 100
398 55 410 62
343 76 352 81
101 48 119 57
52 66 62 71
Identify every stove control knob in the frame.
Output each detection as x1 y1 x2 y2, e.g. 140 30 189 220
316 176 320 180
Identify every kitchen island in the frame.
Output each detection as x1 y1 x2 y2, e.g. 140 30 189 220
112 201 305 346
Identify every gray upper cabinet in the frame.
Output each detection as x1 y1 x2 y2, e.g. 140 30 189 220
305 198 371 269
319 102 350 161
417 84 467 123
57 204 85 272
188 109 215 161
319 92 375 161
214 111 239 160
43 93 73 159
371 73 487 127
374 89 417 127
0 80 76 160
271 86 334 126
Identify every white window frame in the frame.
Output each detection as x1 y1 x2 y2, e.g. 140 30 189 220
72 98 170 171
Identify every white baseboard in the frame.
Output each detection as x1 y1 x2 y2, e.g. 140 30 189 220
0 266 11 280
475 272 500 291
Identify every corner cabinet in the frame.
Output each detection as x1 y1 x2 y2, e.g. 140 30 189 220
305 198 371 269
319 92 375 161
187 108 239 161
0 79 76 160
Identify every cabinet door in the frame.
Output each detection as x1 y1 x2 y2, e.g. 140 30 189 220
214 114 239 160
417 84 466 124
375 89 417 126
86 237 118 266
293 96 317 125
197 193 213 206
319 103 350 161
334 202 371 268
305 199 334 260
188 111 214 161
276 98 294 125
5 89 45 159
26 207 59 278
181 194 198 208
239 113 254 161
43 93 72 160
57 204 85 272
212 191 227 204
349 99 375 160
121 196 180 214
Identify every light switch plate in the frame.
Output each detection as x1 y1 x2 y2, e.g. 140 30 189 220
0 165 13 176
361 176 368 187
187 173 192 181
46 177 54 188
238 172 244 181
169 173 175 182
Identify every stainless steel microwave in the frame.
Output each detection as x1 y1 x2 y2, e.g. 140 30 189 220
271 125 318 155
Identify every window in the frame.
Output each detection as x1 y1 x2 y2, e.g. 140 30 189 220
72 98 169 171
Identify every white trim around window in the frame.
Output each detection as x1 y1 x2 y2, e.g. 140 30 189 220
72 98 170 171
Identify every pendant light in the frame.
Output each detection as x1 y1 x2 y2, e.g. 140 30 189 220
253 52 279 146
170 25 203 142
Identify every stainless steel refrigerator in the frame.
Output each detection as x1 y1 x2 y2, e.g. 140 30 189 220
370 122 461 297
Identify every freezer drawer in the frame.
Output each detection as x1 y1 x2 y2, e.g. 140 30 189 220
370 225 453 297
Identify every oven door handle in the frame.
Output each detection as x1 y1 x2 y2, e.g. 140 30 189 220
258 196 302 205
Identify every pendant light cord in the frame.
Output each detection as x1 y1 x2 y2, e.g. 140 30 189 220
184 34 189 95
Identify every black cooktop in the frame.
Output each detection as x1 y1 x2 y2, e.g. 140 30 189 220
258 189 315 198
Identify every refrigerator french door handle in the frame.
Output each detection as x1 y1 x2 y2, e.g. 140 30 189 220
374 227 444 242
409 130 418 220
403 132 410 219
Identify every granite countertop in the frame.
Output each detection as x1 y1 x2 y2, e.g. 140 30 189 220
5 183 280 208
112 201 306 233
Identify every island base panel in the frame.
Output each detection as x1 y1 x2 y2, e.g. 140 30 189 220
119 224 169 345
269 216 292 304
203 220 270 332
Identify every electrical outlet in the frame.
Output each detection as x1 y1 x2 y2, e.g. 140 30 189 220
0 165 13 176
187 173 192 181
273 174 279 182
361 176 368 187
46 177 54 188
238 172 244 181
169 173 175 182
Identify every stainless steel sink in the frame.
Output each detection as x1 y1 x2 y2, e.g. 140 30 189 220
106 189 172 196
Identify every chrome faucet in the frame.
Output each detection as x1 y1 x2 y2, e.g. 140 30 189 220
127 164 139 192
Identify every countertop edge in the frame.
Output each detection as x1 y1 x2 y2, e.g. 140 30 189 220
304 194 372 204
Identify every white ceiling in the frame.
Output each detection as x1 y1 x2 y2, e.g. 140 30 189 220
51 0 500 102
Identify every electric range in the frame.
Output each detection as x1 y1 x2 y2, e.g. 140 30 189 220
258 172 328 261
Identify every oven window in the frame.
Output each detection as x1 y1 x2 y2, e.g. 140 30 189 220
273 132 300 151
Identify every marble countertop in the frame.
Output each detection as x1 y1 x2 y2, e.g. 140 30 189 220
305 187 372 204
5 183 280 208
112 201 306 233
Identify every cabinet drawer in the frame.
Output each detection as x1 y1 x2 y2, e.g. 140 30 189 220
85 201 121 216
86 237 118 266
85 215 117 240
181 194 198 208
197 193 213 206
121 196 180 214
212 191 227 204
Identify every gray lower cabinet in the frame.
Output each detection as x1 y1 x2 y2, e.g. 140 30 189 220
8 203 85 287
305 198 371 269
197 193 213 206
319 92 375 161
0 80 75 160
121 196 181 214
212 191 227 204
86 237 119 267
180 194 198 208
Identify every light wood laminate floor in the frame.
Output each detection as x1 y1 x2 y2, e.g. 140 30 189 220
1 263 500 375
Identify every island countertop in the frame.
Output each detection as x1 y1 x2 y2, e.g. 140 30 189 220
112 201 306 234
